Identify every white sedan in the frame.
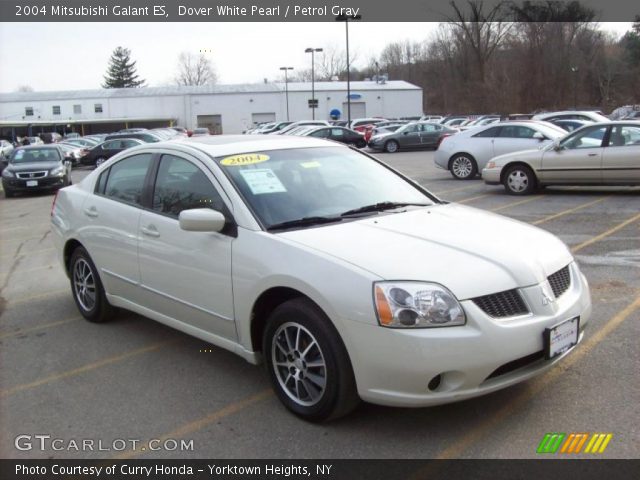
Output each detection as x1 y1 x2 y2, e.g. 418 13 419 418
434 121 566 179
483 121 640 194
51 135 591 421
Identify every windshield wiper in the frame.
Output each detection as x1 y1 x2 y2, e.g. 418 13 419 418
340 202 430 217
268 216 343 231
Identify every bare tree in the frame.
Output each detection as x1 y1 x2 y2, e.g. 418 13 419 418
15 85 34 92
175 52 218 86
446 0 513 83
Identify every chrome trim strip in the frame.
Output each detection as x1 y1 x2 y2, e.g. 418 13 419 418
140 283 234 322
101 268 139 286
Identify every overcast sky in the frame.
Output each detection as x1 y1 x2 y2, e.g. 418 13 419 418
0 22 633 93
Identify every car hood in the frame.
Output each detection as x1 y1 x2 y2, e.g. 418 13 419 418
278 204 572 300
491 148 545 166
7 161 60 172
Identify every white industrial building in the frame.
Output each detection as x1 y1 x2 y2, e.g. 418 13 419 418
0 81 422 138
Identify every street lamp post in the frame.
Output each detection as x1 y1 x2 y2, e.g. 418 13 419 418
279 66 293 121
571 66 579 109
305 47 323 120
335 14 361 125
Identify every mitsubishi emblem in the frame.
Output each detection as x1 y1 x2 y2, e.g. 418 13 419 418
541 285 555 305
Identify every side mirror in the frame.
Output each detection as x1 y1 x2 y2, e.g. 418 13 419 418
179 208 226 233
533 132 544 141
552 141 563 151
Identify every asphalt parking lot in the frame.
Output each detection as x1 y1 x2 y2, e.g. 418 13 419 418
0 150 638 459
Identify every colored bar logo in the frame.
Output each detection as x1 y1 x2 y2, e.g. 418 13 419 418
537 433 613 454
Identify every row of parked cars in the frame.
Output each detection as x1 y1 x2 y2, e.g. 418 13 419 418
1 127 194 197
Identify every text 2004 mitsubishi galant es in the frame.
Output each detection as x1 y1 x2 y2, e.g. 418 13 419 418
51 135 591 421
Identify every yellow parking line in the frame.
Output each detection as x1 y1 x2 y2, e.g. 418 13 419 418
532 197 608 225
571 212 640 253
0 316 81 340
457 193 492 204
0 340 173 398
115 389 273 459
0 263 59 276
0 247 55 259
432 292 640 460
433 184 480 195
490 195 543 212
7 288 70 306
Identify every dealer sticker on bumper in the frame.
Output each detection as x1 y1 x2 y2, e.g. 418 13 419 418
544 316 579 360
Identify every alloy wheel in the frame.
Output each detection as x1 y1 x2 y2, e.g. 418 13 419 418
73 258 96 312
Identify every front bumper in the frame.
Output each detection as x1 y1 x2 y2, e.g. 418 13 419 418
482 167 502 185
342 262 591 407
3 175 65 192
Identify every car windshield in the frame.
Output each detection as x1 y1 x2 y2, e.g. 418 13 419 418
11 148 61 163
216 147 436 230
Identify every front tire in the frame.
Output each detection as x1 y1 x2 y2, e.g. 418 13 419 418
384 140 399 153
503 164 537 195
449 154 478 180
69 247 114 323
263 298 359 422
4 188 15 198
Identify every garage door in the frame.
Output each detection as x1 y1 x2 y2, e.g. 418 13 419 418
342 102 366 119
197 115 223 134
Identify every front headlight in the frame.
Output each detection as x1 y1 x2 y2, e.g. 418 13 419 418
2 168 14 178
374 282 466 328
50 166 65 176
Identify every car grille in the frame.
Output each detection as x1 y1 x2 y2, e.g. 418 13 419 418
548 265 571 299
16 171 47 179
472 289 529 318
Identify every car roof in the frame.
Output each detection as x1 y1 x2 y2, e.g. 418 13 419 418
14 144 60 150
166 134 341 157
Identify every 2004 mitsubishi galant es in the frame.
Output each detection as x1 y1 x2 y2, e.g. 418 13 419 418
51 136 592 421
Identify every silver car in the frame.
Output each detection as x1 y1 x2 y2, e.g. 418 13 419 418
434 121 566 180
482 121 640 194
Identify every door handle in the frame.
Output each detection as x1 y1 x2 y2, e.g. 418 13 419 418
141 225 160 238
588 153 598 157
83 207 98 218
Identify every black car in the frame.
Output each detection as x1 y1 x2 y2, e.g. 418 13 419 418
302 126 367 148
1 145 72 198
82 138 145 167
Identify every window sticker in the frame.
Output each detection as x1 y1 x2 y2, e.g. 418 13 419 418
14 150 24 160
300 161 321 169
239 168 287 195
220 153 270 166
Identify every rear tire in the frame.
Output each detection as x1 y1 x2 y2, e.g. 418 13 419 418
503 164 537 195
95 157 107 168
69 246 114 323
449 154 478 180
263 298 360 422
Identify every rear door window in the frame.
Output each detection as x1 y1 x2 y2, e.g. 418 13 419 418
103 153 153 206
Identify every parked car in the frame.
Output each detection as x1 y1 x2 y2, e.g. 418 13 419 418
0 139 14 158
274 121 331 135
64 132 81 139
41 132 63 144
368 121 457 153
83 134 108 144
532 111 609 123
622 111 640 120
482 121 640 194
348 118 387 133
191 128 211 137
119 128 148 133
551 119 593 132
58 143 87 166
2 145 72 197
302 126 367 148
419 115 444 123
59 138 99 148
459 116 501 131
104 132 163 143
82 138 145 167
257 122 293 134
51 135 591 421
435 121 566 179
